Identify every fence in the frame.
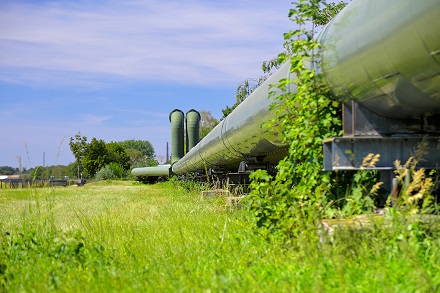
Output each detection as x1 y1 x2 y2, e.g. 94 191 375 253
0 179 83 188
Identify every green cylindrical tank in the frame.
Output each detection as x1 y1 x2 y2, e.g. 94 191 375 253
186 109 201 153
169 109 184 164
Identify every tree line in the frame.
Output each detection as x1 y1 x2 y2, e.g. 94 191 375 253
69 132 156 180
0 133 157 180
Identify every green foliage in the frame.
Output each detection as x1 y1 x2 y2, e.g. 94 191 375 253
30 165 43 180
69 132 88 177
1 182 440 291
64 162 78 179
82 138 108 178
125 148 145 168
313 1 347 26
199 110 219 140
116 139 155 159
339 170 380 217
0 166 19 175
246 0 349 240
125 148 158 168
94 165 116 181
95 162 128 181
107 162 126 179
26 164 75 180
69 135 143 178
221 77 267 119
221 0 341 121
246 0 439 243
105 142 131 171
169 175 207 193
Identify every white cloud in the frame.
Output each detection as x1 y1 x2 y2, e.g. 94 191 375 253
0 0 293 168
79 114 112 125
0 0 291 88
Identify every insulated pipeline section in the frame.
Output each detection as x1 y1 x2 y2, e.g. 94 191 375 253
316 0 440 119
171 62 294 175
131 165 171 177
137 0 440 178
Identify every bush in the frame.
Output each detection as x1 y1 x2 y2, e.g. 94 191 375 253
94 166 116 181
95 163 127 181
107 162 126 178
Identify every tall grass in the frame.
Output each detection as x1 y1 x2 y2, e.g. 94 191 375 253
1 181 439 292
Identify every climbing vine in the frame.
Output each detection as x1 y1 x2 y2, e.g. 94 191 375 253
246 0 346 240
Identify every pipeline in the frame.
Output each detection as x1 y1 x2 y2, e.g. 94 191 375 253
316 0 440 119
186 109 201 153
319 0 440 171
169 109 184 164
134 0 440 182
131 164 171 181
131 110 201 179
171 62 292 175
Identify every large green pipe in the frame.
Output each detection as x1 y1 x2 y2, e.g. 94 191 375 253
133 0 439 177
316 0 440 118
186 109 201 153
171 0 440 175
131 164 171 177
169 109 184 164
172 63 292 174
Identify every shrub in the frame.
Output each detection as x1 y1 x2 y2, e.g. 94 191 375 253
94 165 116 181
107 162 126 178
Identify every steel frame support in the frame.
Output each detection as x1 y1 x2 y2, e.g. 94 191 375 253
324 136 440 171
324 101 440 171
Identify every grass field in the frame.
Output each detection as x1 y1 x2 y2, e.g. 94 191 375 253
1 181 440 292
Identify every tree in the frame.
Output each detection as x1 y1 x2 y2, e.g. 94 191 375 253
115 139 156 168
70 134 155 178
125 149 157 168
27 164 73 179
221 58 279 120
106 142 130 171
30 166 44 180
199 110 219 140
221 78 267 119
82 138 108 178
0 166 18 175
116 140 155 159
69 132 88 178
313 1 347 26
221 1 348 121
64 163 77 178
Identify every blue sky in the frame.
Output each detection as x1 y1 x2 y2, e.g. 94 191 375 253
0 0 293 169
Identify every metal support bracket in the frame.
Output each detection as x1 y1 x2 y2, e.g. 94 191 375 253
324 136 440 171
